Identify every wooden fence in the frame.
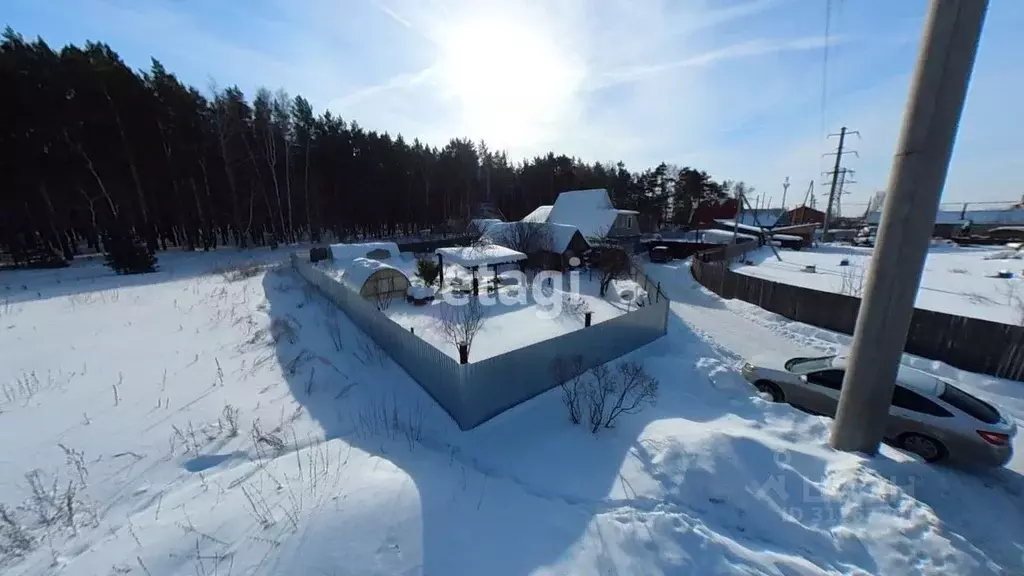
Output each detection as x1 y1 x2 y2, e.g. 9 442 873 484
691 248 1024 381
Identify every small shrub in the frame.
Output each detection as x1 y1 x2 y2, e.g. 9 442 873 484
222 405 240 436
103 227 157 275
555 360 660 433
552 355 586 425
415 257 441 287
0 504 34 563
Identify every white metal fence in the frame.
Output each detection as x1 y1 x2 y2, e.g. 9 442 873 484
292 253 669 429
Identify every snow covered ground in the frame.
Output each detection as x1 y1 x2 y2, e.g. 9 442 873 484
319 256 635 361
384 277 629 361
734 243 1024 324
0 250 1022 575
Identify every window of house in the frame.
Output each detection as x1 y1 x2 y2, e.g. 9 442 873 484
626 216 632 228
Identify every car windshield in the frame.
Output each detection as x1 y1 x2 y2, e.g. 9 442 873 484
939 384 1001 424
784 355 835 373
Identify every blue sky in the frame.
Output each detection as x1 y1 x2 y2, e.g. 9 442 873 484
6 0 1022 211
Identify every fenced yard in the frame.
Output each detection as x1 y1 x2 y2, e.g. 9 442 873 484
691 249 1024 380
292 253 670 429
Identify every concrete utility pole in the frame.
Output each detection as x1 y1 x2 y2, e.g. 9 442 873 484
780 177 791 211
831 0 989 455
823 127 859 236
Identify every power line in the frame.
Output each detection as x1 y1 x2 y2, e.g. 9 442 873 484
820 0 833 136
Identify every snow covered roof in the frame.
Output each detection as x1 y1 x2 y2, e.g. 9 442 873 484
714 220 767 235
738 209 785 228
469 218 502 230
481 221 583 253
547 189 625 238
698 229 758 244
771 233 804 241
336 257 408 292
329 242 401 262
521 205 553 223
435 245 527 268
867 208 1024 226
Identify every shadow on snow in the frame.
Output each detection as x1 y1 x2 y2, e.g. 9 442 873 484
261 264 1024 575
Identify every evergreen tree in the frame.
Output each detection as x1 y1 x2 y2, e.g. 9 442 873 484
0 26 738 258
103 223 157 274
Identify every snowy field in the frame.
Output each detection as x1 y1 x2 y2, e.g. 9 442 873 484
734 243 1024 325
0 250 1022 575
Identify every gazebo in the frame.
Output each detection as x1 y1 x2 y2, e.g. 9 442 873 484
435 245 527 295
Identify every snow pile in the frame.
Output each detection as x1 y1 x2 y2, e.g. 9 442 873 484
435 245 527 268
610 278 648 304
329 241 401 262
406 284 436 299
983 249 1023 260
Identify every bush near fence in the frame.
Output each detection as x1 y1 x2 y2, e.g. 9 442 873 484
690 246 1024 381
292 253 670 429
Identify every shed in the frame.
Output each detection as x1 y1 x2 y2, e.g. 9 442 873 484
778 206 826 226
336 257 411 298
481 221 589 269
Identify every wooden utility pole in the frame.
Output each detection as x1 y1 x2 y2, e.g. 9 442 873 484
823 127 859 236
780 177 790 211
831 0 988 456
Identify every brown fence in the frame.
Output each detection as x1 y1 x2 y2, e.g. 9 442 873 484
691 249 1024 381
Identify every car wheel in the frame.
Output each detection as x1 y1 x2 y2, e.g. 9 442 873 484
899 433 947 463
754 380 784 403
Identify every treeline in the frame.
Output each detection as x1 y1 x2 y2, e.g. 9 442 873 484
0 28 740 267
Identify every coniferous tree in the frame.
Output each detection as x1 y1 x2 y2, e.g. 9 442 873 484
0 27 737 261
103 222 157 274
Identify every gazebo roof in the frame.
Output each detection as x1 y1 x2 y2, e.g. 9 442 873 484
435 245 527 268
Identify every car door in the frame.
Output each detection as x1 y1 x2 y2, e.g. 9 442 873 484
884 386 954 442
798 369 845 417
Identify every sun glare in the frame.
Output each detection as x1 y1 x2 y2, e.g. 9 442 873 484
435 9 584 149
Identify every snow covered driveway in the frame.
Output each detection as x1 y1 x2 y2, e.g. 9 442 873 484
643 260 810 362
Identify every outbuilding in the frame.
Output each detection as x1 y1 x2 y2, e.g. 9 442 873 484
336 257 411 298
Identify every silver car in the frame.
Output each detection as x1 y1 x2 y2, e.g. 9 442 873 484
742 354 1018 466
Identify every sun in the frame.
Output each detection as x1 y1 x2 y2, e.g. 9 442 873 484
434 8 585 149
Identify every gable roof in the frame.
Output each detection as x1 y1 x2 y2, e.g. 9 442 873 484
481 221 584 253
547 189 623 238
522 205 552 223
